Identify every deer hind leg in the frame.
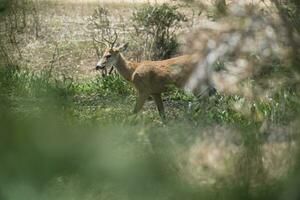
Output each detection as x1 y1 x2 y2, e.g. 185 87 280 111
132 92 148 114
152 94 166 120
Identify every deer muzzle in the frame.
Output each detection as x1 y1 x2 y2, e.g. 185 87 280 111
96 64 105 70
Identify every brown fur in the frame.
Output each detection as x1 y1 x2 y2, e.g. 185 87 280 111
96 44 200 119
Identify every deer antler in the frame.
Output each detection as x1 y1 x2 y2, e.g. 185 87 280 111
93 36 108 48
103 29 118 48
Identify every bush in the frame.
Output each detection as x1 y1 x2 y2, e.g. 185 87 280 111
89 6 111 59
94 74 133 96
133 3 186 60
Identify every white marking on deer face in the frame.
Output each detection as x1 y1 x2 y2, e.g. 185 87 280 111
96 43 128 70
96 48 119 70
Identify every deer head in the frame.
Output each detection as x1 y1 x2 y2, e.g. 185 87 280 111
95 38 128 70
93 30 119 70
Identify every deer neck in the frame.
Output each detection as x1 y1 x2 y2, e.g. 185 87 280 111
115 54 135 81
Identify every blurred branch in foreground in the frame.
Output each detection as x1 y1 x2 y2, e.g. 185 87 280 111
184 1 299 100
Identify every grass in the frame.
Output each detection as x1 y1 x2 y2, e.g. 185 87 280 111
1 1 300 199
2 63 298 125
0 59 299 200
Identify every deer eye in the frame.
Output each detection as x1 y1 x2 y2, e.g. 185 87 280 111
105 55 111 59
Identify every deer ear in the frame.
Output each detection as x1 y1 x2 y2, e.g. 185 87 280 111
117 43 128 52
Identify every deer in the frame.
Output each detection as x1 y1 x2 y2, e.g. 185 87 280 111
95 32 215 120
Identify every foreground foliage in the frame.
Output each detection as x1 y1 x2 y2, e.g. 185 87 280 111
0 67 299 200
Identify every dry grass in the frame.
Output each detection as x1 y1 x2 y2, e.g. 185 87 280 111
18 0 195 81
44 0 169 3
17 0 274 82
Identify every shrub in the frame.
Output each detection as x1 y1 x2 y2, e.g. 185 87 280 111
94 74 133 97
89 6 111 59
132 3 186 60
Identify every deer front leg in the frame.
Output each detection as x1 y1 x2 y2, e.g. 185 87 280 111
152 94 166 120
101 68 107 77
132 92 148 114
108 66 114 75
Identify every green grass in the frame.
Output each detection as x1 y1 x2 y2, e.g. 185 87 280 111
2 66 299 125
0 67 299 200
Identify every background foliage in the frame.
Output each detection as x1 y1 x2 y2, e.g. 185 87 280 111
132 3 186 60
0 0 300 200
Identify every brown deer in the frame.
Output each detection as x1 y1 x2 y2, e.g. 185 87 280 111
95 35 214 120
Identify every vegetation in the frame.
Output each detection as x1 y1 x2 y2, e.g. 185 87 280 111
0 0 300 200
132 3 186 60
